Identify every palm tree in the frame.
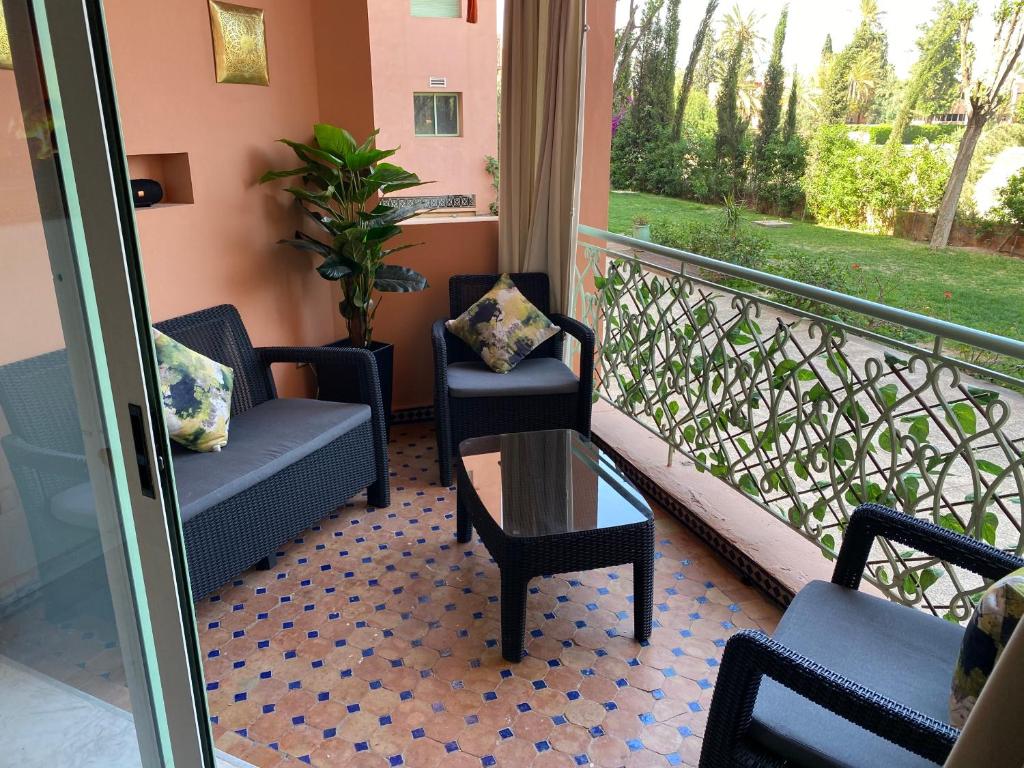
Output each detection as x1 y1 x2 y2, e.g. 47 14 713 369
719 3 765 67
846 49 880 123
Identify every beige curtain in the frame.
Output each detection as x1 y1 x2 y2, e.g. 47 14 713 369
944 623 1024 768
498 0 586 313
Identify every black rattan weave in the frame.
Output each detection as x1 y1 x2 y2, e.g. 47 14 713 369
432 273 595 486
699 503 1024 768
0 304 390 602
456 437 654 663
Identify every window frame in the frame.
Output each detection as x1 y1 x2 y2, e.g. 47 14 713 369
413 92 462 138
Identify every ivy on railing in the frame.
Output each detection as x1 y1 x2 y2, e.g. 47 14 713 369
574 242 1024 621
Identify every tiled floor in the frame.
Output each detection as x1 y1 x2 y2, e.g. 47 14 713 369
200 424 782 768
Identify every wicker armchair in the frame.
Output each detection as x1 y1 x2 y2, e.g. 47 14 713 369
701 503 1024 768
0 305 390 601
431 273 594 486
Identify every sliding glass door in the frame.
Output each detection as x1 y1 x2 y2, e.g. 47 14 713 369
0 0 210 764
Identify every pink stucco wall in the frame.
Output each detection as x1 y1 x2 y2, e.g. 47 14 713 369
367 1 498 215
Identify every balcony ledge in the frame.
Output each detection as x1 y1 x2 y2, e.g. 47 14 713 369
591 400 883 606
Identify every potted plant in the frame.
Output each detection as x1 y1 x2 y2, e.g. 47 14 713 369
260 124 432 427
632 215 651 241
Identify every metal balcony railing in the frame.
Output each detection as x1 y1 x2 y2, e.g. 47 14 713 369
570 224 1024 620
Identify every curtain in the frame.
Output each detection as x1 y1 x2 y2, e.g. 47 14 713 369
498 0 586 313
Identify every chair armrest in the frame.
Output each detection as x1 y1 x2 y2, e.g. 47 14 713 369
1 434 88 479
833 503 1024 590
703 629 958 767
258 344 384 415
549 313 595 435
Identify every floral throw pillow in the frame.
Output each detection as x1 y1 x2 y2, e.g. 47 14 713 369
949 566 1024 728
153 328 234 452
446 274 560 374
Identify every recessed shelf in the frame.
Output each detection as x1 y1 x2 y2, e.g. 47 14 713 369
126 152 194 207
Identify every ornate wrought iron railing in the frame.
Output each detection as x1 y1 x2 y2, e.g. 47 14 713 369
570 224 1024 620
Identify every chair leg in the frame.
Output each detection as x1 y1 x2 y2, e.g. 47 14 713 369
255 554 277 570
368 476 390 508
634 554 654 643
456 484 472 543
500 572 529 663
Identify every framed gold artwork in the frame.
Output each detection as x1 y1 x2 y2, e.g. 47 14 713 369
208 1 269 86
0 2 13 71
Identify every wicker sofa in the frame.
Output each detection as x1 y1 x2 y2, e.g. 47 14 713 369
0 304 389 601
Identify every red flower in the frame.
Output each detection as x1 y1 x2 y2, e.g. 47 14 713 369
943 291 953 300
851 263 861 270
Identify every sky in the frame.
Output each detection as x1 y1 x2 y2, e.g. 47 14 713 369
497 0 1002 81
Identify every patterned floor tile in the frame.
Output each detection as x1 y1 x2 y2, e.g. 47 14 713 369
196 424 781 767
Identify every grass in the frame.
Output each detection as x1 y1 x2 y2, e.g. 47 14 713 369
607 191 1024 346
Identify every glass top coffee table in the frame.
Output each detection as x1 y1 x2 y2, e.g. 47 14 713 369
457 429 654 662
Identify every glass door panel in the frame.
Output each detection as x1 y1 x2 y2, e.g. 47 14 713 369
0 0 210 764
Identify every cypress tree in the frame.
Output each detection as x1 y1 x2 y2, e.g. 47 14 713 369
783 69 799 145
821 33 833 60
715 39 747 194
755 8 789 159
672 0 720 141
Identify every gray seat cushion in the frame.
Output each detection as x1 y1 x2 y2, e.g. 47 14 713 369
748 580 964 768
172 398 370 523
50 483 100 530
447 358 578 398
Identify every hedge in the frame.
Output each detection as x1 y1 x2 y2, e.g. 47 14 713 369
864 123 964 145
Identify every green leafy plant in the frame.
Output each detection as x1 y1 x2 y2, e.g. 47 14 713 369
484 155 499 216
260 124 431 347
632 215 649 226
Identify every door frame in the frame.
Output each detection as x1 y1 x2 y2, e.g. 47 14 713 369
9 0 214 764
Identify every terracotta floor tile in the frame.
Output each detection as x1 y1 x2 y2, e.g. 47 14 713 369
0 425 785 768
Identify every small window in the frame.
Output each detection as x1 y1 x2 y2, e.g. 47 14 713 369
414 93 461 137
410 0 461 18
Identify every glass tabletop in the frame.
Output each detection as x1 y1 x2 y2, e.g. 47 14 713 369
458 430 652 538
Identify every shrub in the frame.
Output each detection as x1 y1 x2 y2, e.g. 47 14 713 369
803 125 951 232
865 123 964 145
996 169 1024 227
650 214 769 273
768 249 853 315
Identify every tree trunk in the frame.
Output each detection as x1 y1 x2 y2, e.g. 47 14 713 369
929 113 986 249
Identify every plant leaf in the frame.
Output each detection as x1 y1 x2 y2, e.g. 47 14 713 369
374 265 428 292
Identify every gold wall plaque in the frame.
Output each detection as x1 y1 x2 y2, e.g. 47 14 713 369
208 1 269 86
0 2 13 71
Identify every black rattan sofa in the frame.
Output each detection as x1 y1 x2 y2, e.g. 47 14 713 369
431 272 595 486
0 304 389 602
700 503 1024 768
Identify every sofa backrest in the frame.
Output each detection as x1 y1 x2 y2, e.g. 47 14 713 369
0 349 83 455
153 304 273 416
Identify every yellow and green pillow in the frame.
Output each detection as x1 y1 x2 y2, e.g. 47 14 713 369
153 329 234 452
949 566 1024 728
446 274 560 373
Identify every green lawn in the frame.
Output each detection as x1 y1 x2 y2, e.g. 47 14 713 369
607 192 1024 345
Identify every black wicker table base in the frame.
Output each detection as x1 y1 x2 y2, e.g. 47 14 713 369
456 429 655 663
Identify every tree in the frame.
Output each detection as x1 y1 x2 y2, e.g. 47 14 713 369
783 69 799 144
672 0 719 141
820 0 889 123
888 0 970 150
659 0 683 118
719 4 764 80
846 49 881 124
693 24 718 93
931 0 1024 248
614 0 665 110
755 8 789 160
716 39 748 193
821 34 833 61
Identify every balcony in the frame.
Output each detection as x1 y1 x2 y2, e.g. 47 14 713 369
2 0 1023 766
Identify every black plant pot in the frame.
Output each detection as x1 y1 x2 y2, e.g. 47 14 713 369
318 339 394 435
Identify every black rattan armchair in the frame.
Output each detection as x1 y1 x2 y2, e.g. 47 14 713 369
701 503 1024 768
432 273 594 486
